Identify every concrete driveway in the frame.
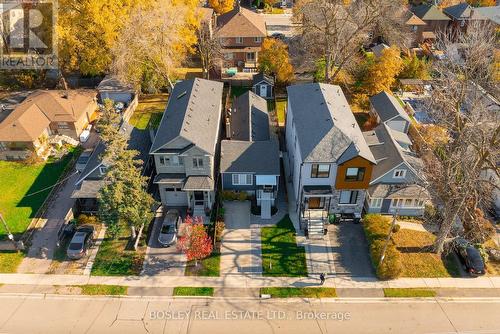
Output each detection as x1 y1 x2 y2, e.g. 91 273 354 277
220 201 262 277
328 223 376 278
142 213 186 276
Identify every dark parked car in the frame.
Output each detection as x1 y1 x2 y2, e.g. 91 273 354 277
452 238 486 276
158 209 180 247
67 225 95 260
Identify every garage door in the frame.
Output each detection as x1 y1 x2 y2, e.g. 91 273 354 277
165 189 188 206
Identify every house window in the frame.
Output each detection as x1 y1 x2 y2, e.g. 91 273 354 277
412 25 418 32
224 52 233 60
404 198 413 207
236 37 243 44
339 190 358 204
254 37 262 43
193 157 204 169
232 174 252 185
393 169 407 178
159 156 167 165
246 52 256 61
99 166 107 175
58 122 69 129
391 198 403 207
370 198 383 208
311 164 330 178
416 199 425 207
345 167 365 181
0 142 6 151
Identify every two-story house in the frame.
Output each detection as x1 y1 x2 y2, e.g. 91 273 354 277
215 5 267 74
410 4 451 44
363 123 430 216
286 83 376 238
443 3 487 37
220 91 280 219
149 78 224 221
369 91 412 134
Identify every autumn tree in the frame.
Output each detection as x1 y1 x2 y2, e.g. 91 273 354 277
420 22 499 254
399 55 431 80
259 38 295 84
364 46 403 96
466 0 496 7
209 0 234 14
293 0 409 82
112 0 199 91
196 22 221 80
177 216 213 266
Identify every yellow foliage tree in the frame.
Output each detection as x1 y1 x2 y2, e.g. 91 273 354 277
364 46 404 96
209 0 234 14
258 38 294 84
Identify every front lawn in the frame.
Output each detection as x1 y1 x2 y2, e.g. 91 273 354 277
173 287 214 297
128 94 168 130
185 252 220 277
0 150 77 239
261 215 307 277
384 288 436 298
0 251 24 273
79 284 128 296
91 222 146 276
260 287 337 298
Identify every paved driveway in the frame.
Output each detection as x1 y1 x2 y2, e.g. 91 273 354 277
142 214 185 276
220 201 262 277
328 223 376 278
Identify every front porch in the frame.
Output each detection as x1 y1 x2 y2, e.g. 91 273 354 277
299 186 334 238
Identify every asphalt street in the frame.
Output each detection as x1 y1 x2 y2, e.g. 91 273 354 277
0 295 499 334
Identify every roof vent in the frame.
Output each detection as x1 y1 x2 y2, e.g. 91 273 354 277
177 91 187 99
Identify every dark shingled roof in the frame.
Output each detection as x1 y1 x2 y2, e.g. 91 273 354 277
97 75 135 93
287 83 375 164
230 91 270 141
150 78 223 155
443 3 485 20
252 72 275 86
220 140 280 175
369 91 411 123
411 4 451 21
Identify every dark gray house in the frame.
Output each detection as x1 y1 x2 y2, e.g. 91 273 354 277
252 72 274 99
363 123 429 216
221 91 280 219
369 91 412 134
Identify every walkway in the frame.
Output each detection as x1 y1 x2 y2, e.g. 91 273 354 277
17 172 80 274
220 201 262 277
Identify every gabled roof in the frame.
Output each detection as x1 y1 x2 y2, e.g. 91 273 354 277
371 43 389 58
443 3 485 20
230 91 269 141
97 75 135 93
252 72 275 86
363 123 424 184
474 6 500 25
287 83 375 164
369 91 411 123
0 90 96 142
216 6 267 38
220 139 280 175
406 13 427 26
411 4 451 21
149 78 223 155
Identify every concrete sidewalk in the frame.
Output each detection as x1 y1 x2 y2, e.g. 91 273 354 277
0 273 499 289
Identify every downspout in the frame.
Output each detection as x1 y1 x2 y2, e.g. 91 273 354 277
296 162 304 218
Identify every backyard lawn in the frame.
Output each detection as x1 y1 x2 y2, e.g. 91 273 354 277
91 222 147 276
275 98 287 126
231 86 251 98
261 215 307 277
128 94 168 130
0 151 77 239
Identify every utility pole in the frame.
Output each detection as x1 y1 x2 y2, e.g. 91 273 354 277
379 209 398 267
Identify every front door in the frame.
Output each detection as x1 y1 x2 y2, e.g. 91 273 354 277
194 191 204 207
260 84 267 97
308 197 322 209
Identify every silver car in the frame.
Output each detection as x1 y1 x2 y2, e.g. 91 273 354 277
67 225 95 260
158 210 180 247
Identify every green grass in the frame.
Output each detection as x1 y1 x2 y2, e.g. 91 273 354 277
231 86 251 98
185 252 220 276
275 98 287 126
0 251 24 273
0 150 77 239
79 284 128 296
383 288 436 298
173 287 214 297
261 215 307 277
129 94 168 130
91 223 146 276
260 287 337 298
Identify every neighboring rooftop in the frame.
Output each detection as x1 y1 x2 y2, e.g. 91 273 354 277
0 91 32 123
216 6 267 37
370 91 411 123
287 83 375 164
229 91 269 141
371 43 389 58
220 139 280 175
411 4 451 21
474 6 500 25
0 90 97 142
97 75 135 93
252 72 275 86
405 12 427 26
149 78 223 155
443 3 485 20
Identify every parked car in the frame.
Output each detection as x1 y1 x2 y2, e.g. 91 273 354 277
452 238 486 276
158 209 180 247
67 225 95 260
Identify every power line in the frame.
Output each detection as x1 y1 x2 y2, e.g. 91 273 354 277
24 170 80 197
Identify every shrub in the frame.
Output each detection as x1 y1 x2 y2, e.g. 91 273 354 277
370 239 402 280
215 221 225 243
237 192 248 201
77 214 99 226
363 214 392 242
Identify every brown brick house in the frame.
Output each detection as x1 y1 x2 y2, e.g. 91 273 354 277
0 90 97 160
215 5 267 74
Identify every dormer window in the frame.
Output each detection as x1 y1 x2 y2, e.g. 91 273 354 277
99 166 107 175
393 169 406 178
